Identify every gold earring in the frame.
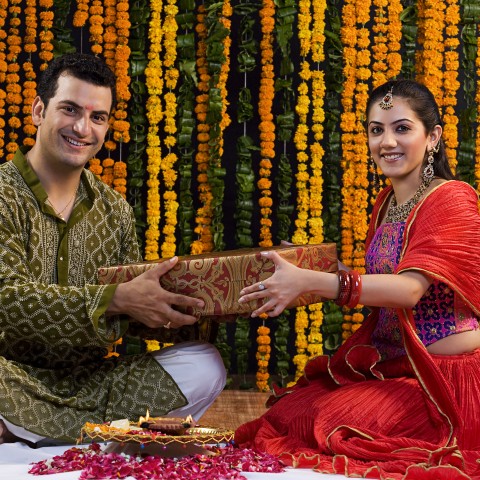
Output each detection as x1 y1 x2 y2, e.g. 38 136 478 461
370 156 379 194
423 148 435 180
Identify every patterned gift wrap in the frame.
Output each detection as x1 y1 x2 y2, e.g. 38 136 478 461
98 244 338 317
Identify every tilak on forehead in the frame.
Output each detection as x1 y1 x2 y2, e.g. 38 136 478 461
379 87 394 110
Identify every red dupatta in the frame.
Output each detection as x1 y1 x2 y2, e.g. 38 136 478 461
366 180 480 444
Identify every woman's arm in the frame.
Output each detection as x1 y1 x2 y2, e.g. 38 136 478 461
238 251 431 317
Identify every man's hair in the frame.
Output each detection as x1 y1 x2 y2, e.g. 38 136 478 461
36 53 117 112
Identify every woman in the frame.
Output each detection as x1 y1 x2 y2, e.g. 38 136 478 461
236 80 480 478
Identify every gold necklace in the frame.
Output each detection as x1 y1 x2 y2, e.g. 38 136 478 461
385 178 430 223
46 188 78 221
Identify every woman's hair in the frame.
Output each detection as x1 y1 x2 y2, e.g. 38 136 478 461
36 53 117 113
366 79 455 181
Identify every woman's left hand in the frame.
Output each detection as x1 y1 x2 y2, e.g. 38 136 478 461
238 251 304 317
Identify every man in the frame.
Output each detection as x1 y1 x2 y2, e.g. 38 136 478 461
0 53 226 445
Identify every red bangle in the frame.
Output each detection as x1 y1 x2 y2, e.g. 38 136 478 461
347 270 362 308
335 270 352 306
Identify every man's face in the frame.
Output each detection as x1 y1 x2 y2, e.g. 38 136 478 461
32 73 112 171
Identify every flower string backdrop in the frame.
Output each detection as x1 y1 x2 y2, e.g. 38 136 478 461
1 0 480 390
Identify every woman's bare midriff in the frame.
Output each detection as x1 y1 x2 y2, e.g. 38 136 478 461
426 329 480 355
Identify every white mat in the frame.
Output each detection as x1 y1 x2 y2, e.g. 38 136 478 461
0 442 349 479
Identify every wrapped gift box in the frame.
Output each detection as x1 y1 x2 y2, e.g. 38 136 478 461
98 244 338 317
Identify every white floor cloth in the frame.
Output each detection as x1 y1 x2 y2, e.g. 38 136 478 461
0 442 349 480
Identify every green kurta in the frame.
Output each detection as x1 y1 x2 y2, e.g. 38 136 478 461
0 151 187 442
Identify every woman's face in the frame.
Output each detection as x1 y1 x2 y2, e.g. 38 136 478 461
367 97 438 184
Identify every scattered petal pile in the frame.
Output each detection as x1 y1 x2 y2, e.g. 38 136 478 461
29 443 285 479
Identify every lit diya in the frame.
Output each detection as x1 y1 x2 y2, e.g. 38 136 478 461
137 410 196 435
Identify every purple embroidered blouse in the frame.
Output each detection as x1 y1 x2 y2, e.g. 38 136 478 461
366 221 479 360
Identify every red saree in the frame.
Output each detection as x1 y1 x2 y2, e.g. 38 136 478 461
235 181 480 479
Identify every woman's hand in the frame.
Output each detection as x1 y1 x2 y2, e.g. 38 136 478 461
238 251 307 317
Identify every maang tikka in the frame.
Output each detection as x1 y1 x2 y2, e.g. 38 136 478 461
379 87 394 110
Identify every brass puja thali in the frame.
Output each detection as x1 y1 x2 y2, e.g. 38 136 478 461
80 414 235 446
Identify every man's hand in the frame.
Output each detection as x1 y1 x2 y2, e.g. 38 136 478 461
107 257 204 329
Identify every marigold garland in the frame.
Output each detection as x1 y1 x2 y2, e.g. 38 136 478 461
23 0 37 149
306 0 327 363
39 0 54 70
475 27 480 200
110 0 131 198
144 0 164 260
0 0 6 159
191 5 213 255
160 0 180 259
291 0 312 381
416 0 445 106
5 0 22 161
339 0 357 339
257 0 275 248
89 0 104 55
256 322 271 392
73 0 89 27
442 0 460 173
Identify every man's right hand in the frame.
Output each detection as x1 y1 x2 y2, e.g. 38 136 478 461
106 257 204 329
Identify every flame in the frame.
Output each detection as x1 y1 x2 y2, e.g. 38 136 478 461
138 409 150 426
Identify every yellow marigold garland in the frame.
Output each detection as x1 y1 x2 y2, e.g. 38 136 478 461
144 0 164 260
257 0 275 248
291 0 312 381
160 0 179 259
306 0 327 362
339 0 356 340
475 28 480 200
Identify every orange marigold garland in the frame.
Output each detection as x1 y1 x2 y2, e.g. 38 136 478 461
442 0 460 173
416 0 445 106
257 0 275 248
89 0 104 55
111 0 131 198
39 0 54 70
372 0 388 87
5 0 22 161
256 322 271 392
73 0 90 28
386 0 402 78
191 4 213 255
0 0 7 159
22 0 37 149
